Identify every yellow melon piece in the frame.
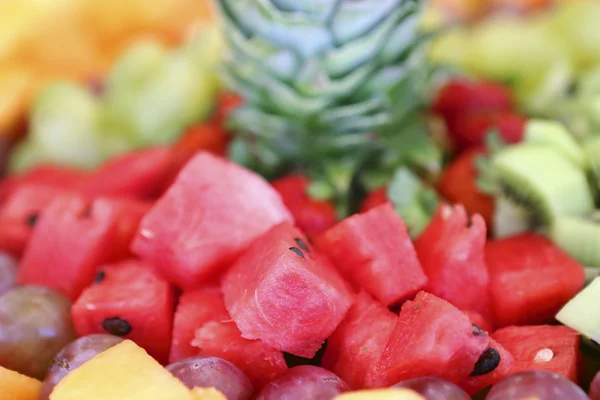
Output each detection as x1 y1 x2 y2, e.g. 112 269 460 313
50 340 193 400
334 388 426 400
0 365 42 400
190 387 227 400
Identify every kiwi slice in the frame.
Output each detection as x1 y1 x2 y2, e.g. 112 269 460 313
492 144 594 227
523 119 585 168
583 136 600 204
492 196 537 238
549 214 600 267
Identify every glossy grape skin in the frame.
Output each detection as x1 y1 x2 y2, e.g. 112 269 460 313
256 365 350 400
0 286 75 379
392 377 470 400
0 253 17 295
39 334 124 400
167 357 253 400
486 371 590 400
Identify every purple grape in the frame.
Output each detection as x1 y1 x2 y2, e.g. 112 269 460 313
392 377 470 400
0 253 17 295
590 369 600 400
0 286 75 378
486 370 590 400
256 365 350 400
39 334 124 400
167 357 253 400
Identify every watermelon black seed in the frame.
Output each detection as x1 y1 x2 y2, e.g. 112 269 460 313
94 270 106 283
472 323 485 336
469 347 501 377
466 214 473 228
289 247 305 259
25 213 39 227
102 317 131 336
79 204 93 219
294 238 310 252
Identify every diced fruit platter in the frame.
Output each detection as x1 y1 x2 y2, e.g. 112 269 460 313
3 0 600 399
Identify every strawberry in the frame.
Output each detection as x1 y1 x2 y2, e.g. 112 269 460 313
448 110 526 151
432 79 513 122
437 147 494 228
271 174 338 239
360 187 388 213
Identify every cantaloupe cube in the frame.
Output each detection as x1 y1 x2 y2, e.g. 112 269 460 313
0 365 41 400
190 387 227 400
334 389 425 400
50 340 193 400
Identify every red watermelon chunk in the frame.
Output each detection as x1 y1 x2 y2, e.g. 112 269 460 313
376 291 490 387
316 203 427 307
492 325 581 382
486 233 585 327
464 310 494 334
72 259 175 363
414 203 494 327
170 285 287 389
222 222 353 358
0 219 30 257
321 291 397 389
132 152 294 289
81 148 171 200
18 195 122 300
462 338 515 395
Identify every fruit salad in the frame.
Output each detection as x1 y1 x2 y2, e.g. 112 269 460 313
2 0 600 399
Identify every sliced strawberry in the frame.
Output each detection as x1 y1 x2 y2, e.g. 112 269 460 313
271 174 338 238
448 110 526 151
433 79 513 122
437 147 494 228
360 187 388 213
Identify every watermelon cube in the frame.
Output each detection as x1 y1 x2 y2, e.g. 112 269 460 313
0 219 30 257
414 203 494 326
462 338 515 395
81 148 171 201
170 285 287 389
376 291 491 387
18 195 121 300
316 203 427 307
486 233 585 327
132 152 293 289
72 260 175 363
492 325 581 382
322 291 398 389
222 222 353 358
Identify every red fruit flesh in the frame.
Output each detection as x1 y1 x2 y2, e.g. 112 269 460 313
415 203 494 326
448 110 525 151
72 260 175 364
316 203 427 307
222 222 353 358
437 147 494 228
492 325 581 382
322 291 398 389
462 338 515 395
376 291 490 387
132 152 293 289
486 233 585 327
360 187 388 213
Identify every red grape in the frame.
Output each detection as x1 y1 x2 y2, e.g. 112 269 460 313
0 253 17 295
167 356 253 400
590 370 600 400
392 377 470 399
256 365 349 400
0 286 75 378
39 334 124 399
486 371 590 400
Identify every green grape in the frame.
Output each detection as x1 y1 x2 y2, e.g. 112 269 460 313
428 27 472 71
182 23 225 72
29 83 106 170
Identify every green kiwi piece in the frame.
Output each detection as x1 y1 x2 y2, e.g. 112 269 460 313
523 119 585 168
583 136 600 203
492 196 537 238
493 144 594 226
549 214 600 267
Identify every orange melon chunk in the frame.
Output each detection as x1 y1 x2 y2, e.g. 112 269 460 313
50 340 193 400
0 365 42 400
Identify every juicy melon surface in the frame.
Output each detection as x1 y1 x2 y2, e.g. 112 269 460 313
322 291 398 389
132 152 293 289
486 233 585 327
222 222 353 358
170 285 287 389
72 260 175 363
461 338 515 395
376 291 490 387
414 203 494 326
316 203 427 307
492 325 581 382
0 366 41 400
